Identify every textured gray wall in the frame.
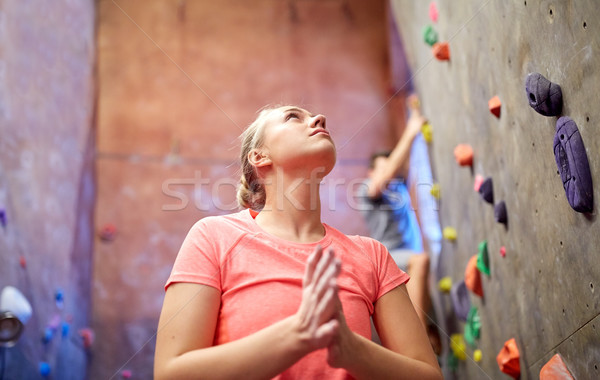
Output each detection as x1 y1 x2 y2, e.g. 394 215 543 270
391 0 599 378
0 0 95 379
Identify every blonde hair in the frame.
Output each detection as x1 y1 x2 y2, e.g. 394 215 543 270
237 106 284 210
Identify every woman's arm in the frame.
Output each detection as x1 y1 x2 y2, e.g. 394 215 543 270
154 247 341 380
327 285 442 380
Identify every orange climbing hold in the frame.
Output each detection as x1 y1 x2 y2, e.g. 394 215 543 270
540 354 574 380
497 338 521 379
454 144 474 166
432 42 450 61
465 255 483 297
489 96 501 118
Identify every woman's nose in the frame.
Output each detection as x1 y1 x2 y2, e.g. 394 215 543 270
310 114 326 129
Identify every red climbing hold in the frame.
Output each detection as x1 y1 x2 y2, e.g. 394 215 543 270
454 144 473 166
540 354 574 380
79 328 95 349
497 338 521 379
19 256 27 268
99 223 117 242
489 96 501 118
432 42 450 61
474 175 484 192
500 246 506 258
465 255 483 297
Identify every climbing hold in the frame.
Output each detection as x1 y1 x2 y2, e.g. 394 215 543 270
450 280 471 321
489 96 501 118
525 72 563 116
447 352 459 371
464 306 481 347
55 288 64 309
422 122 433 142
450 333 467 360
61 322 70 337
540 353 574 380
473 175 484 192
438 276 452 293
474 349 482 362
39 362 51 377
443 226 457 241
430 183 440 199
79 328 95 349
429 2 438 22
99 223 118 241
476 240 490 276
554 116 593 213
454 144 473 166
432 42 450 61
465 255 483 297
121 370 133 379
42 327 53 344
494 201 508 225
497 338 520 379
19 256 26 268
48 314 61 330
478 177 494 204
500 246 506 258
0 208 6 228
422 25 438 47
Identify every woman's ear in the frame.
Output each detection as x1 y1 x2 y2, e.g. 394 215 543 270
248 149 272 168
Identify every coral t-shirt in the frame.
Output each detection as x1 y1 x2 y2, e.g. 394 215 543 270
166 209 409 379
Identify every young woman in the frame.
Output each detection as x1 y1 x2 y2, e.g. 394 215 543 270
154 106 442 379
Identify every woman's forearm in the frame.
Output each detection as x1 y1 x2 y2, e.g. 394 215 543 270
156 315 309 380
343 332 443 380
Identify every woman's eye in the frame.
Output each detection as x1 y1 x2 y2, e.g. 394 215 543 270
285 113 299 121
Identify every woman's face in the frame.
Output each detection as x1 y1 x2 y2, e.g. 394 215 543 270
259 106 337 176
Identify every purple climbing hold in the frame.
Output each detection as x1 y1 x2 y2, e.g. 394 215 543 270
450 280 471 322
495 201 508 225
554 117 593 213
479 177 494 204
0 208 6 228
525 72 563 116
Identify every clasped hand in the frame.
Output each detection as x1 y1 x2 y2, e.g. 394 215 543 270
294 245 352 368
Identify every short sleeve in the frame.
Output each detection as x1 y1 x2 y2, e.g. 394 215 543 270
363 237 410 300
165 220 222 291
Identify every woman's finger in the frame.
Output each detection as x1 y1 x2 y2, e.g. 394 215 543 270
311 249 334 288
303 245 323 287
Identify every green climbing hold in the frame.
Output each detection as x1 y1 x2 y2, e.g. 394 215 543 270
476 240 490 276
464 306 481 347
422 24 439 47
447 351 459 371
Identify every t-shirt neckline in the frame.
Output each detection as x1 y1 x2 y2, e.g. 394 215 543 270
244 208 332 248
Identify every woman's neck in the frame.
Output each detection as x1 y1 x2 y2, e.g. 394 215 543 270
255 172 325 243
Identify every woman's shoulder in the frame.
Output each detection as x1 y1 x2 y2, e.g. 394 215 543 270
192 209 255 233
325 225 385 251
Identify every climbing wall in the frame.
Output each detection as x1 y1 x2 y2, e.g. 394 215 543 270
0 0 96 378
390 0 599 378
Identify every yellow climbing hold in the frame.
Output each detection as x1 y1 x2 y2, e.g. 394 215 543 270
438 276 452 293
474 349 482 362
422 122 433 143
450 333 467 360
443 227 457 241
430 183 440 199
